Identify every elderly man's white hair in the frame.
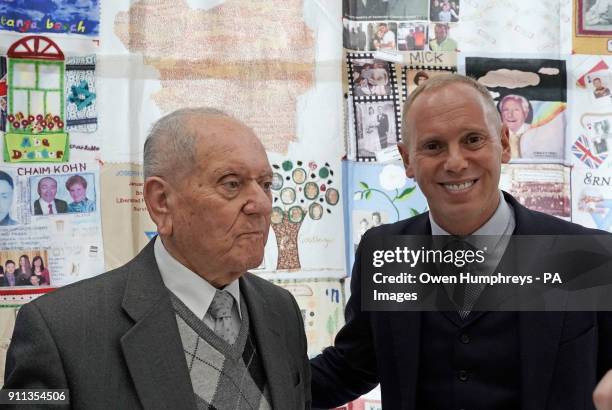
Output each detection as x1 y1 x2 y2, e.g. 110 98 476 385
143 107 230 180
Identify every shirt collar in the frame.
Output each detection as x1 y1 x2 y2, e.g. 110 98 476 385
154 236 241 319
430 191 513 236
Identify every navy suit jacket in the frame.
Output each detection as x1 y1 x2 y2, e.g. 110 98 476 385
33 198 68 215
311 192 612 410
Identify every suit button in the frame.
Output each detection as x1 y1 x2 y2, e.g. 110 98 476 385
458 370 469 382
460 333 470 344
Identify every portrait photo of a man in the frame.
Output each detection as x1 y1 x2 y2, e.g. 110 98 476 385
33 177 68 216
592 77 611 98
0 171 17 226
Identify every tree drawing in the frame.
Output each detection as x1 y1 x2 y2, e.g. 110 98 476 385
271 160 339 270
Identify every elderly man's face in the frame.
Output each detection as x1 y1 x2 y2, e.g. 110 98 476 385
38 178 57 203
0 180 13 221
501 99 527 133
398 83 510 235
165 116 273 286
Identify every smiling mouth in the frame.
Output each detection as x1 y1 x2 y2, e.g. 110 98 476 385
440 179 477 192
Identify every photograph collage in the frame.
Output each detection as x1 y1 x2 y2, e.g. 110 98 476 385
0 0 609 409
343 0 460 53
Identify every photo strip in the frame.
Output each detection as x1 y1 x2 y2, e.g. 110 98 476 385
348 55 397 98
402 66 456 100
347 53 401 161
354 100 401 161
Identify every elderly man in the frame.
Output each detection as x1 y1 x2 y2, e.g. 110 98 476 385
311 74 612 409
3 108 310 409
33 176 67 215
0 171 17 225
499 94 531 159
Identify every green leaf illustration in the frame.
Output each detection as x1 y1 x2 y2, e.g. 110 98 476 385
358 181 369 190
364 190 372 199
396 186 416 201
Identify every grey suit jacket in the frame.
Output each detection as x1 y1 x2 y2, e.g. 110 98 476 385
3 240 311 409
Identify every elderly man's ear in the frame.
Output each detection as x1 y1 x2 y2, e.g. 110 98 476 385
144 177 174 236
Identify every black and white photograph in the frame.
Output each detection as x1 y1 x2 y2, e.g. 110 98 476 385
355 101 398 158
579 0 612 34
586 117 612 154
344 0 428 20
350 58 393 97
344 20 369 50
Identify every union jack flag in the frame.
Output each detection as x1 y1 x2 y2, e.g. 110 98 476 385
572 135 608 168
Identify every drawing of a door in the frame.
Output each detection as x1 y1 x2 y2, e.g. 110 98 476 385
5 35 69 163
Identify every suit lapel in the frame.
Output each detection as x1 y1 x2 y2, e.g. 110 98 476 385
241 274 294 409
120 241 196 410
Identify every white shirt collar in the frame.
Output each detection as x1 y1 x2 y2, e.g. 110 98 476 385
153 236 241 319
430 191 513 236
40 198 55 212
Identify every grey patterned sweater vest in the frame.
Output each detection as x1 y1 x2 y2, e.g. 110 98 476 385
170 293 272 410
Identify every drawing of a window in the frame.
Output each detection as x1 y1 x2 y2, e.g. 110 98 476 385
5 35 69 163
